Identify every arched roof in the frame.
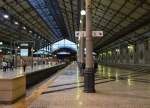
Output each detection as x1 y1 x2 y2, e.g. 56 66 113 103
0 0 150 52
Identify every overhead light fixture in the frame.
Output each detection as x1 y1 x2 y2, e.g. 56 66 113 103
80 20 82 23
18 46 20 48
115 49 120 53
23 26 26 30
80 10 86 15
3 14 9 19
14 21 19 25
0 42 3 45
29 30 32 33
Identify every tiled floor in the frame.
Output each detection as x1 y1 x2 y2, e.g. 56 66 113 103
1 63 150 108
28 63 150 108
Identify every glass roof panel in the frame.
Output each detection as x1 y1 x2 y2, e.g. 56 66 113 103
52 39 77 51
34 39 77 54
28 0 62 37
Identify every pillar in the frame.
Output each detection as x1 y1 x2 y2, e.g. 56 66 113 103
84 0 95 93
78 0 85 76
134 43 138 64
144 39 150 64
77 39 80 65
137 42 144 64
112 50 115 64
122 47 127 64
79 33 85 76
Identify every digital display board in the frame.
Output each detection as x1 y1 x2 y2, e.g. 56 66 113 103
20 49 28 56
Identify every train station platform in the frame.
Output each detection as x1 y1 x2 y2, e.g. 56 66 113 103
27 63 150 108
0 63 67 105
0 62 150 108
0 63 65 81
0 64 54 75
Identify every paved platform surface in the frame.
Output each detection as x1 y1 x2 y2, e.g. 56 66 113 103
28 63 150 108
0 63 150 108
0 64 54 79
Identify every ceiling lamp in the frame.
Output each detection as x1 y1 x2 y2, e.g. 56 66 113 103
23 26 26 30
0 42 3 45
29 30 32 33
3 14 9 19
80 10 86 15
14 21 19 25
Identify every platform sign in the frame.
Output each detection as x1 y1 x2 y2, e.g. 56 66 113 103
75 31 85 37
20 43 28 47
20 49 28 56
75 31 103 37
92 31 103 37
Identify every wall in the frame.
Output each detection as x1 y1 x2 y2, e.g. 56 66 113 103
98 38 150 67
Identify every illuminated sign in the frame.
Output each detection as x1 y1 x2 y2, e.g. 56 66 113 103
75 31 103 37
20 43 29 47
20 49 28 56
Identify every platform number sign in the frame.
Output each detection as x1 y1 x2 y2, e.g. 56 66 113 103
75 31 103 37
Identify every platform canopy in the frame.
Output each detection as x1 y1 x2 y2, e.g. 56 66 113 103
0 0 150 51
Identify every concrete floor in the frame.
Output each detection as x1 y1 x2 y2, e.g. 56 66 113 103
1 63 150 108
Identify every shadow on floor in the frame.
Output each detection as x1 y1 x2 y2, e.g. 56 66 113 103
43 70 150 94
43 79 115 94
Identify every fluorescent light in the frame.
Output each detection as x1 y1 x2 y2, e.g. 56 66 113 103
14 21 19 25
80 10 86 15
3 14 9 19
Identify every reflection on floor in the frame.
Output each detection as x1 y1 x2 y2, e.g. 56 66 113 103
1 63 150 108
29 63 150 108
